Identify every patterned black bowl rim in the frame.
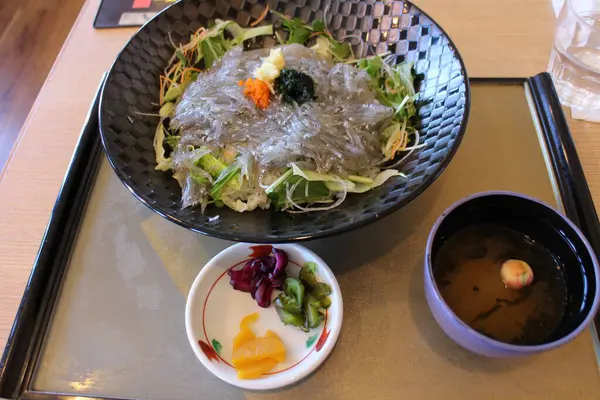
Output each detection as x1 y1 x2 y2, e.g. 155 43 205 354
98 0 471 243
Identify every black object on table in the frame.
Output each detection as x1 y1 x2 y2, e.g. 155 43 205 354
94 0 174 29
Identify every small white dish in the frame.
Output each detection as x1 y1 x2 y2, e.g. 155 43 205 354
185 242 343 391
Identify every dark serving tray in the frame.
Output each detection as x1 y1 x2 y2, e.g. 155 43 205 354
2 74 600 400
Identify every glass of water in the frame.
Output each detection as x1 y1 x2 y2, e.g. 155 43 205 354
548 0 600 110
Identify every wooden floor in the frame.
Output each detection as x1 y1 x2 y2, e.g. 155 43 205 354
0 0 85 172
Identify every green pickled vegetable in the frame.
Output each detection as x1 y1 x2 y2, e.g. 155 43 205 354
276 307 309 332
283 278 305 308
299 262 318 289
274 262 332 332
304 295 324 329
274 293 301 314
310 282 332 302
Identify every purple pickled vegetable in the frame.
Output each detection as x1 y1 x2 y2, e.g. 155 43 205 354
230 279 253 293
271 248 288 278
251 276 265 299
270 271 287 289
229 268 250 282
250 276 261 299
258 256 276 273
244 260 260 276
255 281 273 308
228 247 289 308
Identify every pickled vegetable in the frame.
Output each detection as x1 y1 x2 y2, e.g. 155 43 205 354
310 282 332 302
283 278 304 307
275 307 309 332
303 294 324 329
232 337 286 366
274 293 302 313
299 262 318 288
229 247 288 307
233 312 259 351
274 262 332 331
231 313 286 379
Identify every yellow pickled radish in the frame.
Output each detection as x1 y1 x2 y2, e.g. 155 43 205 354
264 329 285 361
231 313 286 379
265 329 281 340
233 312 259 351
237 358 278 380
239 312 259 328
232 337 286 367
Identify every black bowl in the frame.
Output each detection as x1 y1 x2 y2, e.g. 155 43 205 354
425 191 600 357
99 0 470 243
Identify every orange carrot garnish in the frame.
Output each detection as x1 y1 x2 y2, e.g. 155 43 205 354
250 5 269 27
241 78 271 109
180 67 202 83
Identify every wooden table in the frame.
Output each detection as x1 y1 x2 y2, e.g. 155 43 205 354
0 0 598 352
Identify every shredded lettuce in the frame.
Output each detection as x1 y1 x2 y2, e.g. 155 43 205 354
348 169 405 193
190 171 210 185
264 163 404 210
224 21 274 46
198 153 227 178
354 54 420 162
291 163 339 182
163 85 182 103
356 55 417 122
197 20 234 69
159 102 175 118
274 12 353 61
164 134 180 149
348 175 373 184
221 193 270 212
153 124 172 171
324 180 356 192
311 36 330 58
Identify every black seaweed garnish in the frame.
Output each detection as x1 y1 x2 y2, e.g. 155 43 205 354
275 69 316 105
